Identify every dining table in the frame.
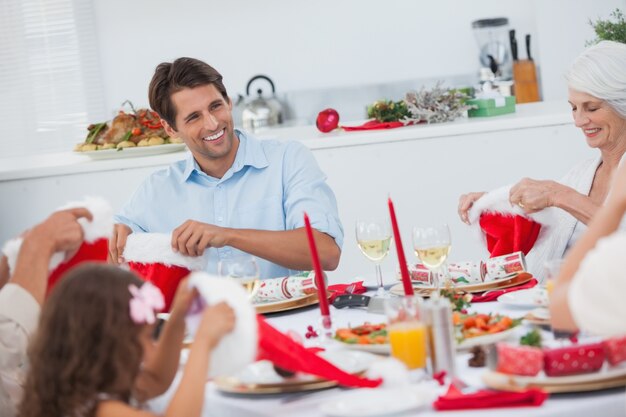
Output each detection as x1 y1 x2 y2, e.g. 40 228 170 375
147 282 626 417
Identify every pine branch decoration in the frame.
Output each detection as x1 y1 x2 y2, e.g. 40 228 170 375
402 83 474 124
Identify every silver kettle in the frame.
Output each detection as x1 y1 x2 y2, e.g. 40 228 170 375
242 75 283 131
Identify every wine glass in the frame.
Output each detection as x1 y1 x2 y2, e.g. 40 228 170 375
355 219 392 297
217 255 261 300
412 224 451 293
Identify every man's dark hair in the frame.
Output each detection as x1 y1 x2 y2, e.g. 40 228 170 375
148 57 229 129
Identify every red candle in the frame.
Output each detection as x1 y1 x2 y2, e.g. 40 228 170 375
388 198 414 296
303 213 331 321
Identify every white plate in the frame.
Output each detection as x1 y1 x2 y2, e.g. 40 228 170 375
233 350 380 385
335 326 519 354
319 387 428 417
457 326 519 350
497 288 547 308
76 143 186 159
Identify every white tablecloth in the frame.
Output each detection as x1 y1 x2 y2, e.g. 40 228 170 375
149 297 626 417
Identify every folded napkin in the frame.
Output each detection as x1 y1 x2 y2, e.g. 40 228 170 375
470 278 538 303
432 384 548 411
342 120 421 131
327 281 366 303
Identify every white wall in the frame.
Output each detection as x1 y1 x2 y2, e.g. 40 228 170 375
92 0 623 118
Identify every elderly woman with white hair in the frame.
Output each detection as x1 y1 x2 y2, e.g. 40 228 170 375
458 40 626 277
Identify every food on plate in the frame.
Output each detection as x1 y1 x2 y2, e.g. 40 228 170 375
452 312 521 342
603 336 626 366
334 323 388 345
74 104 175 152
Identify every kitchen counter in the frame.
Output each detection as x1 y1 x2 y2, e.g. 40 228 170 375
0 101 571 182
0 99 588 281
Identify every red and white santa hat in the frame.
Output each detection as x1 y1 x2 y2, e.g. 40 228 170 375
123 233 209 311
2 196 113 294
468 185 558 257
186 272 383 388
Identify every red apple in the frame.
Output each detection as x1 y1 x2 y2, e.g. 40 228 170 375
316 108 340 133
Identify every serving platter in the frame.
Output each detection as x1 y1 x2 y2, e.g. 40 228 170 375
76 143 186 160
333 324 519 354
483 362 626 393
214 350 378 395
390 272 533 297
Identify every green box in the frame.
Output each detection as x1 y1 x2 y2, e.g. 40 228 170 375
467 96 516 117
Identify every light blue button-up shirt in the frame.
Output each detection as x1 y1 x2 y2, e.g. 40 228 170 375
115 129 343 278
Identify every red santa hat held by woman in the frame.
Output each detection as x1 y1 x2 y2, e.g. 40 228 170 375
185 272 383 388
468 185 558 257
122 233 208 311
2 196 113 294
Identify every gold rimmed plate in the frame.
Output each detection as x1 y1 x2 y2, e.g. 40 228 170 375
483 363 626 393
390 272 533 296
255 293 321 314
214 350 379 395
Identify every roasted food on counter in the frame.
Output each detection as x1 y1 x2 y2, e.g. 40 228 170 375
74 106 183 152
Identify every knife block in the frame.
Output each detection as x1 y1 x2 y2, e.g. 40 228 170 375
513 60 540 103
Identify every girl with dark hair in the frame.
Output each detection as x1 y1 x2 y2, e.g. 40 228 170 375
18 264 235 417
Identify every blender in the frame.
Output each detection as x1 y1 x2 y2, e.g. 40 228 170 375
471 18 512 81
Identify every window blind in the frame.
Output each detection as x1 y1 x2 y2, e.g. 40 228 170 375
0 0 105 158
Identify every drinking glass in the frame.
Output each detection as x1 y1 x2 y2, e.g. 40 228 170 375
217 255 261 299
412 224 451 293
384 295 428 370
543 258 563 297
355 220 392 297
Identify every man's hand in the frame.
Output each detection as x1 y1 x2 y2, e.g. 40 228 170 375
109 223 133 264
171 220 230 256
457 192 486 225
25 207 93 258
509 178 570 213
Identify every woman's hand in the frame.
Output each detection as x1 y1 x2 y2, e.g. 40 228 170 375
509 178 570 213
458 192 486 224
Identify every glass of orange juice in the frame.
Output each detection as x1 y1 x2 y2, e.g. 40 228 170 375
384 296 427 370
543 258 563 297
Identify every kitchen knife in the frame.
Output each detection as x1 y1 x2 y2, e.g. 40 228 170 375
332 294 385 314
525 34 533 61
509 29 518 61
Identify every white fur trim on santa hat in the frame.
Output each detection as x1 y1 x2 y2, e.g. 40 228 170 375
186 272 257 377
467 184 560 249
123 233 209 270
56 196 113 243
365 358 411 388
1 196 112 273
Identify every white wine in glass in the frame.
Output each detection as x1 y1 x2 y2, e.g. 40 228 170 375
217 256 261 299
412 225 451 292
356 220 392 297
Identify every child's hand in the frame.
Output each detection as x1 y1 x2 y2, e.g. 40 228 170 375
169 278 198 323
197 302 236 349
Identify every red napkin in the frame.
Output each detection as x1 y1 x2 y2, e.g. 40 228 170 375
470 278 538 303
342 120 422 131
327 281 366 303
433 384 548 411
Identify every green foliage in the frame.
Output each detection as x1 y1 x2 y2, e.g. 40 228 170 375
588 9 626 45
367 99 410 123
520 329 542 348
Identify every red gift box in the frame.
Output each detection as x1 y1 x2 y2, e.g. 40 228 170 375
603 336 626 366
496 343 544 376
543 343 605 377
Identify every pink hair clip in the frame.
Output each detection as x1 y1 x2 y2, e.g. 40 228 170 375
129 282 165 324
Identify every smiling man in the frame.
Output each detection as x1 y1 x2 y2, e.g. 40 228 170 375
110 58 343 278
